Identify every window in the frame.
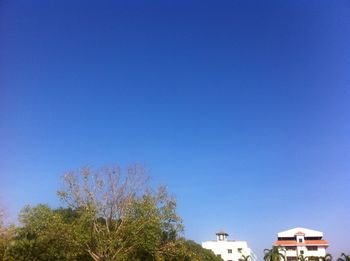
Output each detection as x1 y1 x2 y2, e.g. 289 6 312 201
307 246 318 251
286 246 296 251
217 254 221 257
278 237 296 241
299 239 303 243
305 237 322 240
300 250 304 255
238 248 243 253
228 249 232 254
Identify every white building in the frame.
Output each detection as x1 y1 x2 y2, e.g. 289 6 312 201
274 227 329 261
202 231 256 261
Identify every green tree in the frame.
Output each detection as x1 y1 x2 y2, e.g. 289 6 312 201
241 255 252 261
299 255 307 261
338 253 350 261
306 254 333 261
2 164 220 261
321 254 333 261
264 246 286 261
57 165 184 261
0 205 15 260
175 240 223 261
306 257 319 261
3 204 89 261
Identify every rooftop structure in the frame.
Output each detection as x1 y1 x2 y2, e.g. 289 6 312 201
202 231 256 261
274 227 329 261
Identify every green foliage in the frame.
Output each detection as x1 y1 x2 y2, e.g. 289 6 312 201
0 226 12 260
321 254 333 261
3 204 89 261
54 165 186 261
1 201 217 261
175 240 223 261
299 255 307 261
122 187 184 259
0 167 225 261
306 257 319 261
241 255 252 261
264 246 286 261
338 253 350 261
1 166 192 260
0 206 7 259
3 165 344 261
306 254 333 261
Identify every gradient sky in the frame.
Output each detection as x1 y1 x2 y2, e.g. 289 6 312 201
1 0 350 259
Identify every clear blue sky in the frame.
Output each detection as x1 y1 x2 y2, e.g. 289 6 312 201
1 0 350 258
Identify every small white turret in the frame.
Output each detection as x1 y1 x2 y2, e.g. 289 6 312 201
216 231 229 241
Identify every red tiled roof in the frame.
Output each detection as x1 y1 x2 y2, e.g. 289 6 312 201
274 240 329 247
306 240 329 246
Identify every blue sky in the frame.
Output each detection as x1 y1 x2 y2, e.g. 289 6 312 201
1 0 350 258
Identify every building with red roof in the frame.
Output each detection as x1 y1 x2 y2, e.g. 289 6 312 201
274 227 329 261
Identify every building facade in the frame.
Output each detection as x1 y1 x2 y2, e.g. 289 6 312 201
202 231 256 261
274 227 329 261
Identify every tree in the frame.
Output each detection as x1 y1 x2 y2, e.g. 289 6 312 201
306 254 333 261
306 257 320 261
3 204 88 261
338 253 350 261
56 165 184 261
338 254 350 261
0 204 15 260
299 255 307 261
0 205 8 259
264 246 286 261
174 240 223 261
321 254 333 261
2 164 220 260
241 255 252 261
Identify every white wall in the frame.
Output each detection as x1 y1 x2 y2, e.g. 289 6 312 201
202 240 255 261
277 228 323 238
284 246 327 258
